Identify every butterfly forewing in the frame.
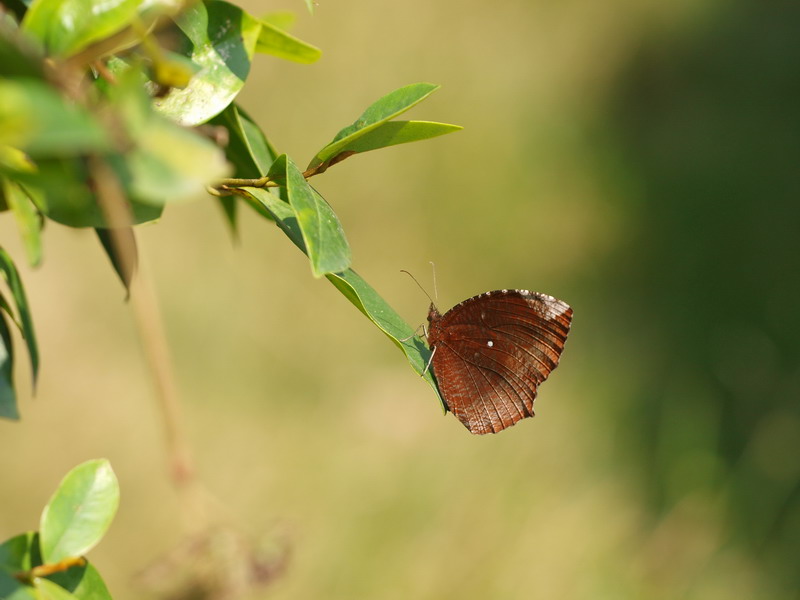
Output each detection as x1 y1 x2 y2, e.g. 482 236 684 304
427 289 572 435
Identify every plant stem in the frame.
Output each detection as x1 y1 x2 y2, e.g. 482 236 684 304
89 157 203 526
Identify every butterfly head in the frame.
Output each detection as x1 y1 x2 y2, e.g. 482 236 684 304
426 303 441 326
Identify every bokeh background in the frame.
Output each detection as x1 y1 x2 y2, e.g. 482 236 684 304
2 0 799 598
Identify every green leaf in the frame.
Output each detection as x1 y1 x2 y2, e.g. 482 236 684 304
0 532 38 571
243 187 443 408
33 577 78 600
209 103 279 233
39 460 120 564
210 104 277 178
95 228 136 294
154 0 260 126
0 80 109 157
0 305 18 420
0 248 38 387
255 20 320 64
326 270 443 410
312 120 462 170
21 0 140 57
2 179 43 267
46 562 112 600
303 0 314 15
267 156 351 277
308 83 440 170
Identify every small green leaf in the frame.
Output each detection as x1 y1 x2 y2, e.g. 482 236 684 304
268 156 351 277
0 248 38 386
255 20 320 64
312 120 462 170
22 0 140 57
2 178 43 267
303 0 315 15
95 228 136 294
0 305 18 420
0 80 109 157
46 562 112 600
33 577 78 600
154 0 260 125
210 104 277 178
236 107 278 175
308 83 440 170
39 459 120 564
243 187 443 408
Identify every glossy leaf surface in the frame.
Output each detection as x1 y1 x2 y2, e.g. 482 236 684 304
155 0 260 125
267 156 351 277
39 460 119 564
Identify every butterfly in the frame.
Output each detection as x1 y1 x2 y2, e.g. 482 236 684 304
426 289 572 434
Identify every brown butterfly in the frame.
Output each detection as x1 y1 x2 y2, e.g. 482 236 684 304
427 289 572 434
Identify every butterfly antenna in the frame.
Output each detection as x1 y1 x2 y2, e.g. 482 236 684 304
429 261 439 303
400 269 435 305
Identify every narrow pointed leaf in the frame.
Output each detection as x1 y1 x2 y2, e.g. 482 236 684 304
326 269 443 410
0 305 18 420
95 228 137 294
236 107 278 174
308 83 440 170
255 20 320 64
312 120 462 170
268 156 351 277
243 187 442 408
211 104 277 178
0 248 38 385
39 460 120 564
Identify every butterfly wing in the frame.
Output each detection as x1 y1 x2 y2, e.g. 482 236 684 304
429 290 572 434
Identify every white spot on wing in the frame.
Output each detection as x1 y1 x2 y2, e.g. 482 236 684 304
487 340 494 347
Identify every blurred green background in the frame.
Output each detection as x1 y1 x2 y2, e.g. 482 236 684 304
2 0 799 598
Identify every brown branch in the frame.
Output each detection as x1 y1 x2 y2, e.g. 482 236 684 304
15 556 87 583
88 156 207 529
